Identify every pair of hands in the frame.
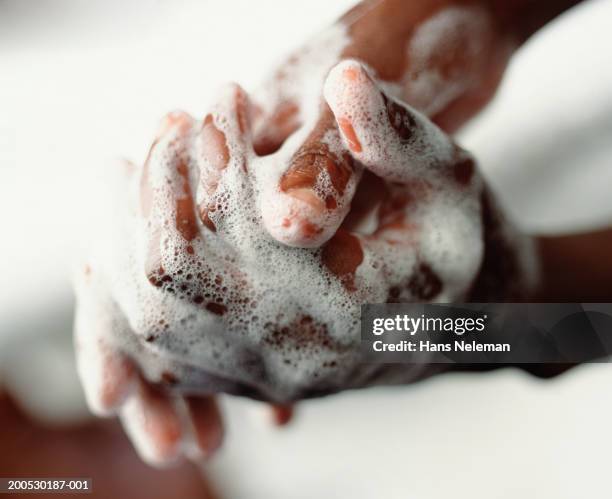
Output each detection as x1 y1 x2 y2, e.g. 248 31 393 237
75 0 581 466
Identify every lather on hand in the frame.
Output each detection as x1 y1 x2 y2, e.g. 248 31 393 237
74 0 589 466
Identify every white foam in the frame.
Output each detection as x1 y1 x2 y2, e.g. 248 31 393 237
75 9 536 403
402 6 495 117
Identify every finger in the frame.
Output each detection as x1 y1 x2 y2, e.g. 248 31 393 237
140 108 247 316
270 404 294 427
329 180 440 300
140 111 201 289
252 100 301 156
368 181 425 244
357 179 483 303
184 396 224 459
119 378 183 466
340 175 421 251
340 170 387 234
250 60 302 156
195 83 254 233
259 108 362 248
74 264 137 416
324 59 465 185
320 220 425 300
321 228 364 292
325 62 483 302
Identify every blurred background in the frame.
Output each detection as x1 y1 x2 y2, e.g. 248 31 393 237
1 0 612 497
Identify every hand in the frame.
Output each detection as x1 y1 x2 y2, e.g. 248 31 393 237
74 0 584 466
249 0 515 247
74 59 530 465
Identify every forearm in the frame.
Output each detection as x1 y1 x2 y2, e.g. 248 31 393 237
339 0 586 130
342 0 585 57
449 227 612 380
256 0 586 151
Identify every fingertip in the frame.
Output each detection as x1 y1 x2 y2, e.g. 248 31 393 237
196 83 256 233
261 128 358 248
86 350 137 417
185 396 224 460
324 59 375 104
232 83 252 136
74 283 138 417
156 110 194 138
120 380 183 467
212 81 254 137
260 191 331 248
324 59 370 92
324 60 375 154
270 404 294 427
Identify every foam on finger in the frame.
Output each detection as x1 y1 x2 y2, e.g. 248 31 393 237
324 59 457 184
75 71 536 414
184 396 224 459
119 379 183 467
256 110 362 248
195 83 254 234
74 264 137 416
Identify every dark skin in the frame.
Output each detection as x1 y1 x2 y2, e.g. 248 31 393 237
76 0 607 462
255 0 584 150
251 0 597 269
252 0 605 380
538 229 612 303
326 0 608 307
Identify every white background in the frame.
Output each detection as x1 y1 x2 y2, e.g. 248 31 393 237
1 1 612 498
